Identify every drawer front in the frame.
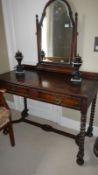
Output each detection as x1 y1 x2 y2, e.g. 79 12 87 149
6 84 38 99
38 92 81 109
5 83 81 109
61 96 81 108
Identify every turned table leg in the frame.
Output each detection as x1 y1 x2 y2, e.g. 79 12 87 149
12 97 29 124
86 93 97 137
21 97 29 118
76 99 87 165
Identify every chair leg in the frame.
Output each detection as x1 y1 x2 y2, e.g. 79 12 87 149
8 122 15 146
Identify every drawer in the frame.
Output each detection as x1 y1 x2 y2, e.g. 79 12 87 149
61 96 81 108
38 92 81 109
6 83 38 99
5 83 81 109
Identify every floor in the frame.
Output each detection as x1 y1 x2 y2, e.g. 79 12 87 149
0 110 98 175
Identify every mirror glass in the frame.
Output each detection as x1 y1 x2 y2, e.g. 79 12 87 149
41 0 73 64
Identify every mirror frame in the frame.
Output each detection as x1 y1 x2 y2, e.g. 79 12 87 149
36 0 78 73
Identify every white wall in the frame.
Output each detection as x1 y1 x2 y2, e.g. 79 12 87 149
10 0 48 65
0 0 10 73
69 0 98 72
1 0 98 134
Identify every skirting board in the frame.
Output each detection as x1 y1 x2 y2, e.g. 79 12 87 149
7 100 98 136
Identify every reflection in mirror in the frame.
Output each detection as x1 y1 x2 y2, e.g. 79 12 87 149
41 0 73 64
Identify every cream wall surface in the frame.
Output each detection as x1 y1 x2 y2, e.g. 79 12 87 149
69 0 98 72
0 0 14 102
0 0 10 73
10 0 48 65
1 0 98 128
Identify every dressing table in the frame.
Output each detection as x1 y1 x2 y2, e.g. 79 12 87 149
0 0 98 165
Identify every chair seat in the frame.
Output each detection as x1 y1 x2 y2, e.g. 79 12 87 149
0 107 10 128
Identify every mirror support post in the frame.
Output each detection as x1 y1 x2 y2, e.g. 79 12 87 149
36 15 41 63
74 13 78 57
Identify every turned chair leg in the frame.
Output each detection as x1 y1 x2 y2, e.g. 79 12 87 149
8 121 15 146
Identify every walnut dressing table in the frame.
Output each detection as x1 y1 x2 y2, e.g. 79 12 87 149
0 66 98 165
0 0 98 165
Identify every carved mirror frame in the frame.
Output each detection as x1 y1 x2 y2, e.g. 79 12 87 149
36 0 78 73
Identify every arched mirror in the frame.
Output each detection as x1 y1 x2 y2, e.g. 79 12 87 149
36 0 78 71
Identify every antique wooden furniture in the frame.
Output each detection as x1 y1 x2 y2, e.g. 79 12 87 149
0 0 98 166
0 68 98 165
0 89 15 146
36 0 78 72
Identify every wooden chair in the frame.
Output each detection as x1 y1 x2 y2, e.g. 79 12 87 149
0 89 15 146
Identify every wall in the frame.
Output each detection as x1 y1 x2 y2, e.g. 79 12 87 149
0 0 14 102
10 0 48 65
0 0 10 73
69 0 98 72
2 0 98 131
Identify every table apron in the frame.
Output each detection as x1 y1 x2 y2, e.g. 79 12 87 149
5 83 82 110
